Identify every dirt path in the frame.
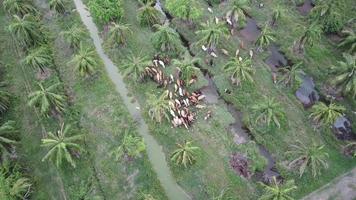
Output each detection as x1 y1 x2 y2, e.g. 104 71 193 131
303 168 356 200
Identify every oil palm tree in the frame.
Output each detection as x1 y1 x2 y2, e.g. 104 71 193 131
172 52 200 84
69 43 97 76
256 25 275 48
28 82 65 116
271 5 284 26
278 62 304 88
225 0 249 28
224 56 254 86
309 102 345 125
0 165 31 199
195 19 230 51
146 92 170 123
259 177 296 200
137 3 161 27
8 14 43 48
60 26 85 49
252 97 284 128
0 90 11 115
49 0 66 14
299 23 322 50
3 0 37 16
331 53 356 98
165 0 201 22
286 140 329 177
151 24 182 54
171 140 199 168
110 131 145 161
121 54 150 81
106 22 132 47
23 45 53 72
0 121 18 154
41 123 84 168
338 29 356 54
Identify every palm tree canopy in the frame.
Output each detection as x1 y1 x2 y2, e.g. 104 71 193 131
0 121 18 153
146 92 170 123
171 140 199 168
49 0 66 14
259 177 297 200
224 56 254 85
286 140 329 177
0 90 11 115
151 24 182 54
3 0 37 16
252 97 284 128
23 45 53 72
331 53 356 98
107 22 132 47
0 165 31 199
309 102 345 125
226 0 249 27
137 4 161 27
172 52 200 84
121 54 150 81
166 0 202 21
28 82 66 116
41 123 84 168
195 19 230 51
110 131 145 160
300 23 322 47
338 29 356 54
278 62 304 88
69 43 97 76
8 14 44 48
61 26 86 49
256 25 275 48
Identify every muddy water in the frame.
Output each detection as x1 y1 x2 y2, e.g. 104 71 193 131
239 18 261 42
73 0 191 199
265 45 288 71
297 0 314 16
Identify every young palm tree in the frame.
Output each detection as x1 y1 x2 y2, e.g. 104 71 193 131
338 29 356 54
252 97 284 128
0 90 11 115
121 54 150 81
110 131 145 161
146 92 170 123
286 140 329 177
299 23 322 50
106 22 132 47
41 123 84 168
0 121 18 154
61 26 85 49
49 0 66 14
165 0 201 21
23 45 53 72
195 19 230 51
256 25 275 48
171 140 199 168
309 102 345 125
223 56 254 86
271 5 284 26
278 62 304 88
69 43 97 76
28 82 65 116
151 24 182 54
331 53 356 98
0 165 31 199
259 177 297 200
172 52 200 84
8 14 43 48
137 3 161 27
3 0 37 16
225 0 249 28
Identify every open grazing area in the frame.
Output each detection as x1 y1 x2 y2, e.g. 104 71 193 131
0 0 355 199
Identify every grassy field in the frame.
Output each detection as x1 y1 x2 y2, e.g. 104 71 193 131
0 1 166 199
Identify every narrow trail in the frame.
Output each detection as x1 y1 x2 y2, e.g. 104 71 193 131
72 0 191 199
